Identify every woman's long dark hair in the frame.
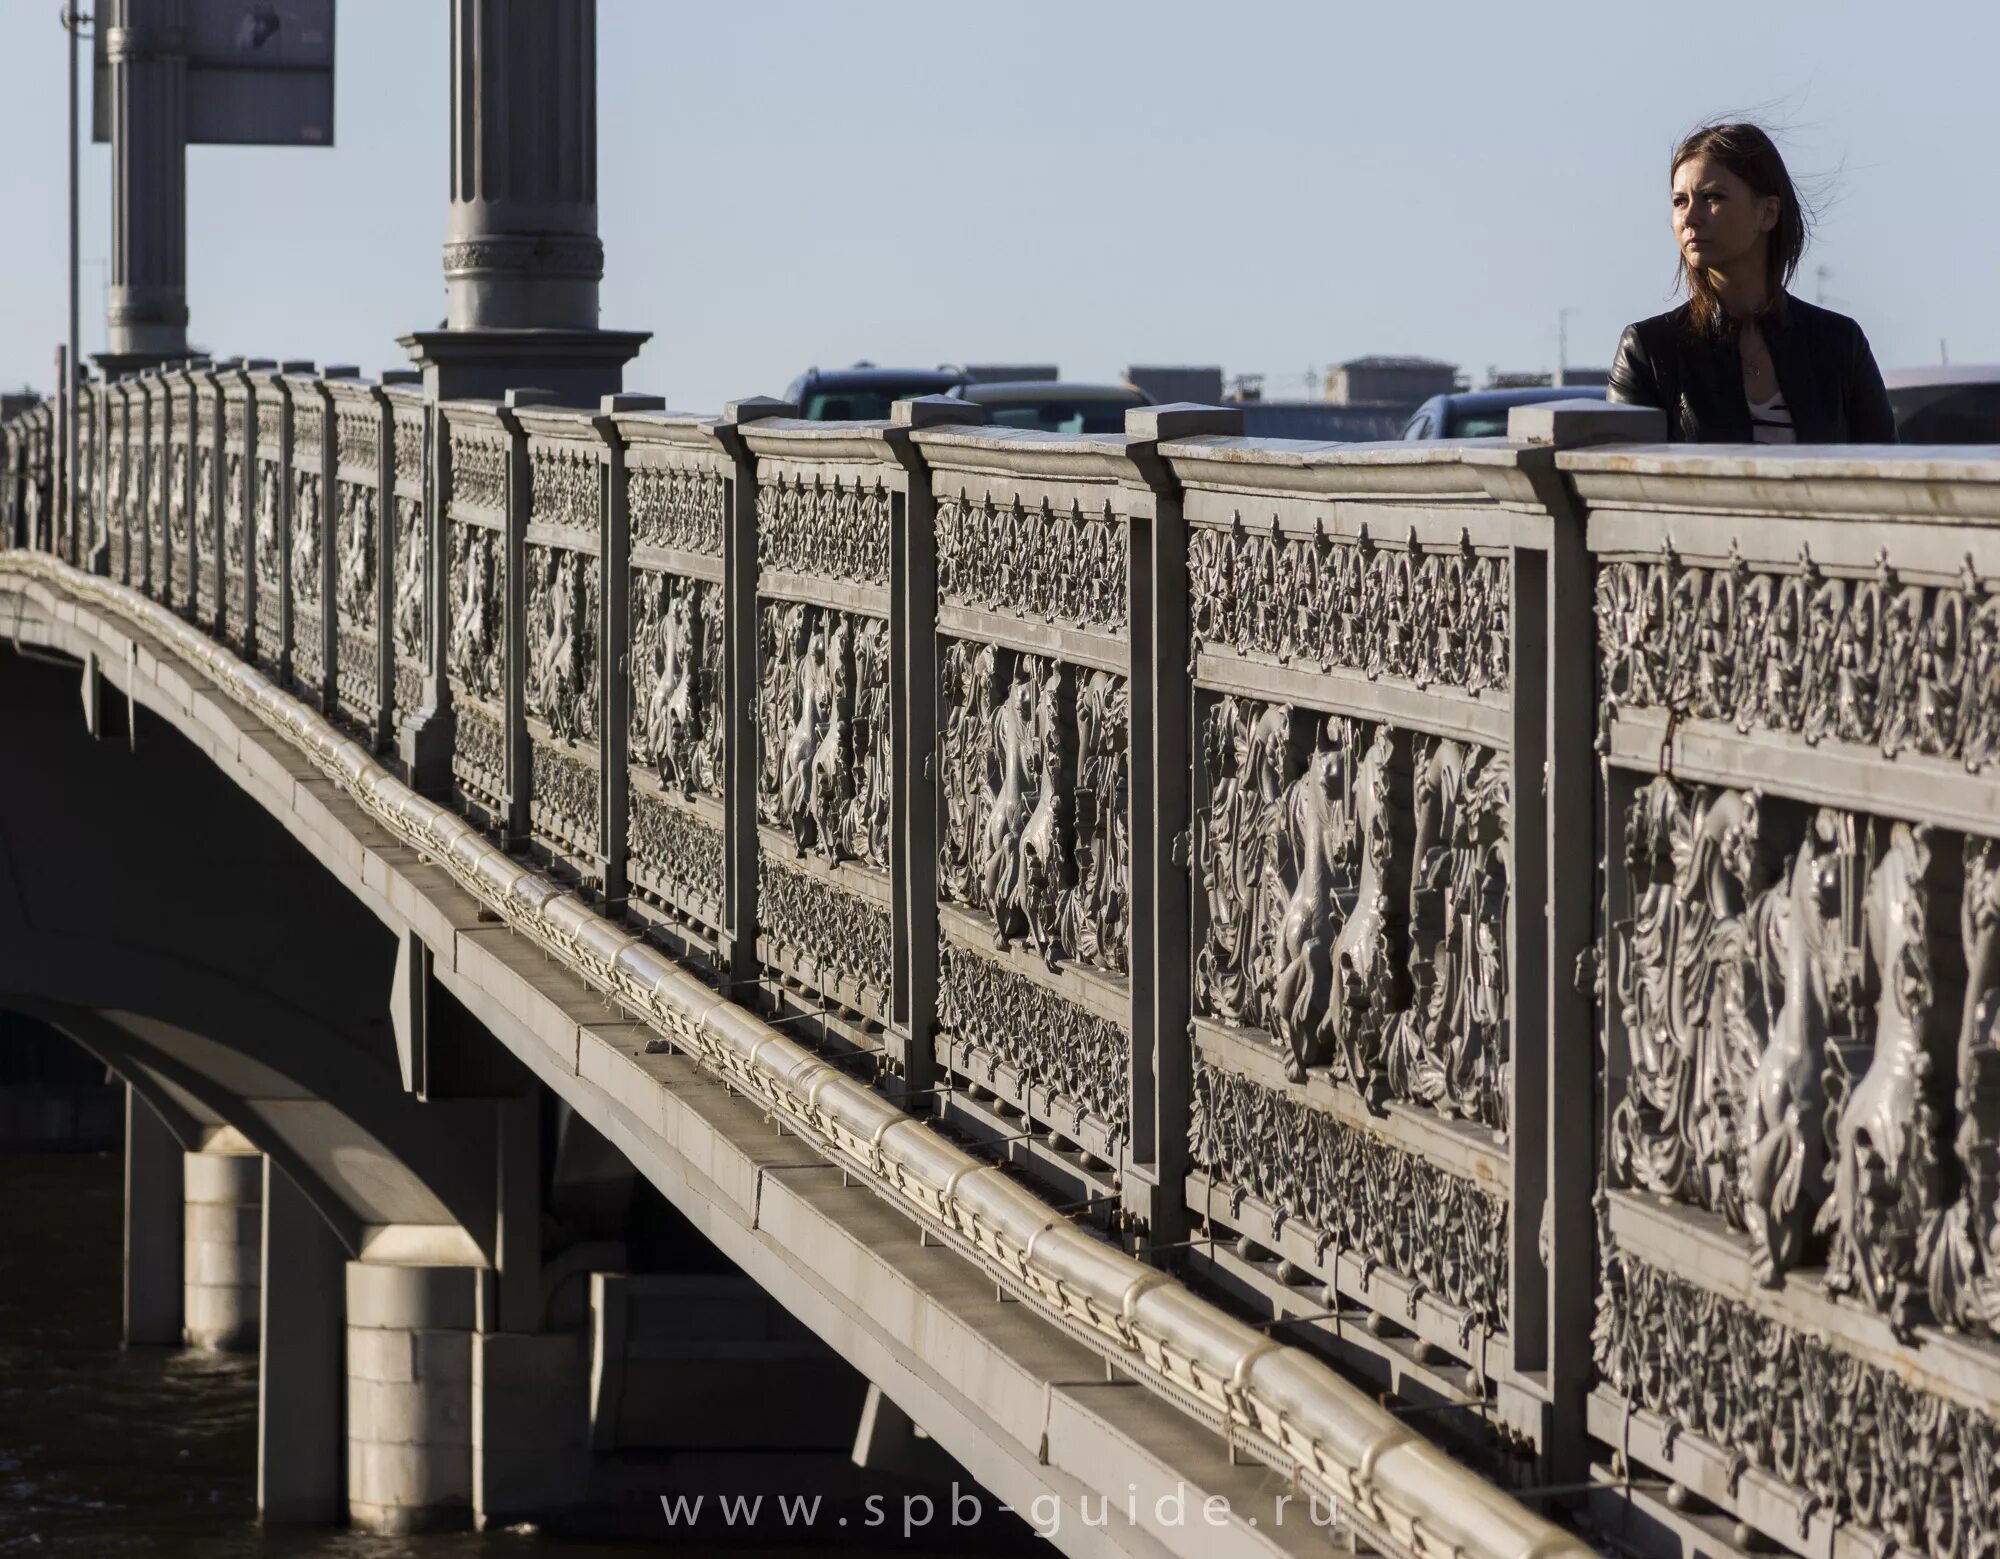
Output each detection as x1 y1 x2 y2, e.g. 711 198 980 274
1671 122 1810 333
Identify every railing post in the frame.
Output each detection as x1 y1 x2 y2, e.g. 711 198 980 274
89 376 108 574
370 380 404 749
1506 398 1667 1479
1122 404 1241 1250
399 394 454 799
886 396 984 1087
595 393 661 909
316 369 358 712
197 361 225 633
143 371 165 598
499 389 553 852
713 397 795 984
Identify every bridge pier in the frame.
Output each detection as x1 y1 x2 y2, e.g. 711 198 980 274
181 1130 261 1351
258 1160 346 1524
122 1083 183 1346
345 1261 478 1534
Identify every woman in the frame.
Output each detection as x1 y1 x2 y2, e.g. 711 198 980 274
1609 122 1895 443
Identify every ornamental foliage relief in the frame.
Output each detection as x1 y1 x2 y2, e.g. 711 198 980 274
937 640 1128 974
393 418 422 489
937 938 1128 1144
758 603 891 870
451 434 506 514
935 494 1128 632
1190 516 1509 692
628 794 725 924
629 465 724 556
1194 696 1510 1129
756 475 890 585
1594 1244 1997 1559
1612 776 2000 1332
531 445 597 532
1598 549 2000 769
758 856 893 1001
1191 1056 1508 1334
524 543 601 744
336 409 378 473
630 570 722 798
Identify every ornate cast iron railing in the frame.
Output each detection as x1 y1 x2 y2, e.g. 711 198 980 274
614 405 734 948
10 376 2000 1559
1578 444 2000 1559
1159 437 1550 1416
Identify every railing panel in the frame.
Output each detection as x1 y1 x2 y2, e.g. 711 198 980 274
193 369 224 630
1572 444 2000 1559
907 427 1145 1166
220 369 254 650
75 383 97 569
615 412 730 943
142 376 168 598
741 423 905 1033
105 385 130 584
247 368 289 674
386 387 430 729
165 370 196 611
328 379 388 742
1160 437 1559 1408
441 402 512 827
283 373 332 709
517 406 608 883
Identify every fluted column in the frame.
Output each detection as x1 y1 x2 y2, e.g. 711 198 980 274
402 0 646 404
102 0 189 368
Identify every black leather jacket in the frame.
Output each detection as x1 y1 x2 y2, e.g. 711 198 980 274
1607 292 1896 443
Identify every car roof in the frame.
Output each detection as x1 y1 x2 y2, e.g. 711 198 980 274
1429 387 1609 412
1883 364 2000 390
797 366 962 389
957 380 1146 403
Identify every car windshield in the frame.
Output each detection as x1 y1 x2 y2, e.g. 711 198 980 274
1889 384 2000 443
1446 411 1513 438
803 389 906 420
986 401 1135 434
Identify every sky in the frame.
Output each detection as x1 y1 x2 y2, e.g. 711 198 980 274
0 0 1994 410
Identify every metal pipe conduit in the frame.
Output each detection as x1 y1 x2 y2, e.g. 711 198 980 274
0 546 1591 1559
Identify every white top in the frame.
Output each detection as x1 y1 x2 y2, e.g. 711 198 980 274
1748 390 1796 444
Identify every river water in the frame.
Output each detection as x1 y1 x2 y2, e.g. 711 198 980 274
0 1150 1026 1556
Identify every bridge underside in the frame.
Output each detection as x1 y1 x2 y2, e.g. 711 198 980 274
0 581 1314 1557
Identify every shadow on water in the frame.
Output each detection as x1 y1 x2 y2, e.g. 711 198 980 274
0 1151 1029 1557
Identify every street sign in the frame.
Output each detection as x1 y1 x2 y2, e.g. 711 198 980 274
93 0 334 147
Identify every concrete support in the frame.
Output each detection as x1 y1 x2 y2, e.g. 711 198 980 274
472 1330 588 1531
259 1160 347 1525
100 0 189 370
852 1383 959 1485
122 1084 183 1346
182 1134 262 1351
345 1262 477 1534
399 0 646 402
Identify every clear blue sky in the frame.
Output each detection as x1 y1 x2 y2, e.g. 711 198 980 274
1 1 1993 408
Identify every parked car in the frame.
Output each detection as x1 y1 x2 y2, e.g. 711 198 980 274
785 364 965 420
1884 365 2000 443
1401 385 1607 440
946 380 1153 434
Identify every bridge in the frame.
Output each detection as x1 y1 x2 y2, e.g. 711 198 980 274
3 5 1997 1556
